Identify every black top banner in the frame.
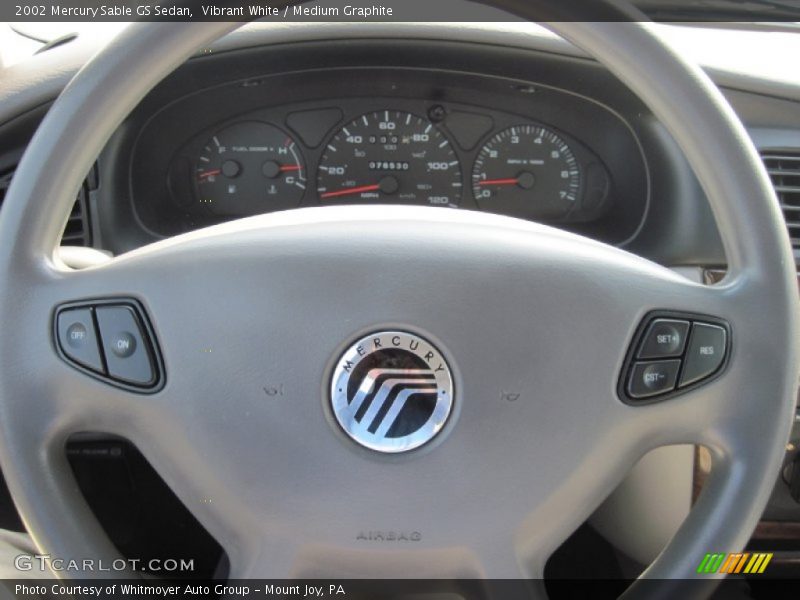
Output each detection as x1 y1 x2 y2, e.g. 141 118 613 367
6 0 800 22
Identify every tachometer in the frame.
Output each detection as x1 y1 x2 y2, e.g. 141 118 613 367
195 121 305 216
472 125 581 219
316 111 462 207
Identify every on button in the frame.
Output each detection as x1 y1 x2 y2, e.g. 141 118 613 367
110 332 137 358
95 306 156 387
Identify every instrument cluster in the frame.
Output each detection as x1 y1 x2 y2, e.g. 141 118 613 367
127 66 648 245
169 102 610 224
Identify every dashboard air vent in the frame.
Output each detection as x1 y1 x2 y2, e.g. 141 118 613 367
0 168 92 247
761 150 800 249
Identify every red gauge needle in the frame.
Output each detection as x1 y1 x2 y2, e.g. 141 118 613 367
477 178 520 186
197 169 221 180
279 165 301 172
477 172 535 190
320 184 381 199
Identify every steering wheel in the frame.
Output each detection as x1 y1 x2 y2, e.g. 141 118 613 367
0 1 797 597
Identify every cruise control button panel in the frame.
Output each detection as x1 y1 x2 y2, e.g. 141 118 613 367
54 299 164 392
620 312 730 403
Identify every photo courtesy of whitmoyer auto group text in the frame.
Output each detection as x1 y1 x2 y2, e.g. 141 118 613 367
0 0 799 599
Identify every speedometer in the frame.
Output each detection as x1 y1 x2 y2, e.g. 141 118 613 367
472 125 582 219
316 111 462 207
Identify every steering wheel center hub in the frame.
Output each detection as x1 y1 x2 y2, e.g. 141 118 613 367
330 330 454 453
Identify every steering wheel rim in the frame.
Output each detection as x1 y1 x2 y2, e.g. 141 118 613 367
0 3 797 596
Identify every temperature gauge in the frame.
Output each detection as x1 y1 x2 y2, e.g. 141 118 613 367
195 121 305 216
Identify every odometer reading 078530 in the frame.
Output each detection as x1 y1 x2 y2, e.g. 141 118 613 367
317 111 462 207
472 124 582 219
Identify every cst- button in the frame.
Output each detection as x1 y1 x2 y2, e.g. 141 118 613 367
679 323 727 387
628 360 681 399
638 319 690 358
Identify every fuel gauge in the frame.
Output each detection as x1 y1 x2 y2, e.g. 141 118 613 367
195 121 305 216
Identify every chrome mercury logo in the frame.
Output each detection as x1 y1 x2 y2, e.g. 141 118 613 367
330 331 454 453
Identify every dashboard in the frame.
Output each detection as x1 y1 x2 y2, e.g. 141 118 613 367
122 60 649 245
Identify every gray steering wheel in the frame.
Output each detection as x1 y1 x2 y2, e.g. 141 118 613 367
0 3 797 597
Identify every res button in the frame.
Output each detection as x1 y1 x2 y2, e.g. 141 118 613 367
637 319 690 359
679 323 727 387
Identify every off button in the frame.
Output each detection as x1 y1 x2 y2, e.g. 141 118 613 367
56 308 104 373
